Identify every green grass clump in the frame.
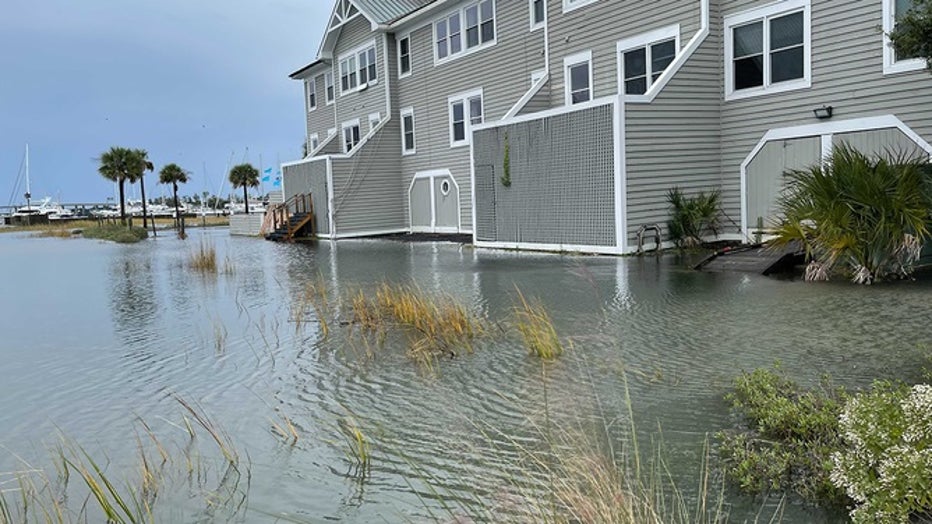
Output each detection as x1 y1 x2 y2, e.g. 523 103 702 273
82 225 149 244
514 289 564 360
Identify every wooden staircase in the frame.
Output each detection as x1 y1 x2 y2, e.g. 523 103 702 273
263 193 315 242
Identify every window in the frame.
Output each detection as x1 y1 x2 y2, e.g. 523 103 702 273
617 26 679 96
339 42 378 95
563 51 592 105
884 0 924 74
325 71 334 103
307 78 317 111
398 35 412 77
368 112 381 130
448 89 483 146
401 107 416 155
725 0 810 100
435 0 495 62
563 0 599 12
530 0 545 28
309 133 319 153
342 119 361 153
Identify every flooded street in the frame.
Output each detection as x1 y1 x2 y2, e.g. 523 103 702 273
1 229 930 522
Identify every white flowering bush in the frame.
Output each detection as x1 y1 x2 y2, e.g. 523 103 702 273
831 382 932 523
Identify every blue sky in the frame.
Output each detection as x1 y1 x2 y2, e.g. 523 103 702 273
0 0 329 204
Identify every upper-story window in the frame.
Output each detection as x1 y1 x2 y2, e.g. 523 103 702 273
435 0 495 62
325 71 335 103
449 89 483 147
563 0 599 13
725 0 811 101
401 107 416 155
530 0 546 29
307 78 317 111
617 26 679 96
309 133 319 153
342 119 361 153
398 35 412 77
564 51 592 105
884 0 925 74
339 42 377 95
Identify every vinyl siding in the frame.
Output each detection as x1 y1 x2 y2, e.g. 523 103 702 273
517 77 552 115
306 72 337 150
548 0 704 107
624 2 723 246
282 159 331 236
396 0 547 231
333 16 389 137
329 119 406 235
720 0 932 236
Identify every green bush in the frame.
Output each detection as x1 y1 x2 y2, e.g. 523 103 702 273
772 145 932 284
82 225 148 244
717 368 849 506
666 187 720 248
831 382 932 524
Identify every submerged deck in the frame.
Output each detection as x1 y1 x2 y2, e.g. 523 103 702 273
695 242 804 275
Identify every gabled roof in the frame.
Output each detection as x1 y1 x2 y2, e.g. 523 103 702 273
353 0 437 25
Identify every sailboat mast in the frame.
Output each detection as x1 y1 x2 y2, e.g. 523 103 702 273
25 144 30 196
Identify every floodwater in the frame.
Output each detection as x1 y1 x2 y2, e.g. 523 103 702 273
1 228 930 522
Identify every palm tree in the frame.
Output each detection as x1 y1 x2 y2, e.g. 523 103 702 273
159 163 189 233
228 164 260 214
133 149 155 228
98 147 137 224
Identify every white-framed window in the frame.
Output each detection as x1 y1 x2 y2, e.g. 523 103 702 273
342 119 361 153
530 0 546 29
339 41 378 95
307 78 317 111
398 35 412 77
563 0 599 13
724 0 811 101
325 71 335 104
617 25 679 97
448 88 483 147
328 127 336 137
434 0 495 63
884 0 925 75
368 112 381 130
401 107 416 155
563 51 592 105
309 133 319 153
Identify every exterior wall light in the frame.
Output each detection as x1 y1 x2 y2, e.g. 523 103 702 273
814 105 834 120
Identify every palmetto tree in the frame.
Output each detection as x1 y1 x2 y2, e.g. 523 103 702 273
98 147 137 224
159 163 189 233
133 149 155 228
228 163 260 214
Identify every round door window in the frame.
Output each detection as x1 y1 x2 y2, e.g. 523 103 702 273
439 179 451 196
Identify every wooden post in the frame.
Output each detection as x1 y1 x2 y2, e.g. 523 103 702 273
755 217 763 244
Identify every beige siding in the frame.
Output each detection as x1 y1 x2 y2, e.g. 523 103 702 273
396 0 547 231
720 0 932 236
548 0 704 106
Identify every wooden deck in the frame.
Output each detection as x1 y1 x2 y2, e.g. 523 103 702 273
695 241 804 275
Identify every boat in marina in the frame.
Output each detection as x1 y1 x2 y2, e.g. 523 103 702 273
12 197 75 220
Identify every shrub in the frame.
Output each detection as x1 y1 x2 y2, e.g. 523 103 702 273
717 368 848 506
831 382 932 524
772 145 932 284
667 187 721 248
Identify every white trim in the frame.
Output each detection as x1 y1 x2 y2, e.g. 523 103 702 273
504 72 549 119
382 32 392 117
397 33 413 78
432 0 498 66
470 134 478 243
341 118 361 153
616 25 680 102
563 50 593 106
474 95 616 132
739 115 932 240
724 0 812 102
529 0 546 30
327 127 336 137
613 95 627 252
327 157 336 236
562 0 600 14
400 106 417 155
448 87 484 147
883 0 926 75
476 240 624 256
820 133 832 162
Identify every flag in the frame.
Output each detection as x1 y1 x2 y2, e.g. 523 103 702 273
273 179 282 187
262 175 271 182
263 167 273 174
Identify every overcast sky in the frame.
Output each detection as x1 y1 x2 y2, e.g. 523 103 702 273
0 0 329 204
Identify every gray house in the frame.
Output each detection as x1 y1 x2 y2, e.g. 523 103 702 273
283 0 932 254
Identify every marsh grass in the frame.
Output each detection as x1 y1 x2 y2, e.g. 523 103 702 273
291 274 330 338
514 288 564 360
83 225 149 244
337 415 371 476
31 228 78 239
188 240 218 273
